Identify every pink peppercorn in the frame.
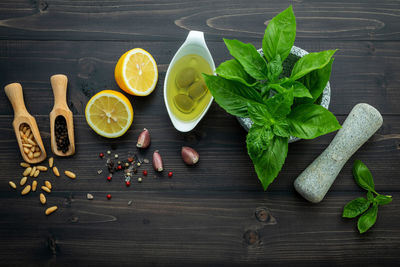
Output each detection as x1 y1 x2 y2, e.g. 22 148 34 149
143 170 148 176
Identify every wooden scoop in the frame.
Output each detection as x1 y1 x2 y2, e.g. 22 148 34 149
50 74 75 156
4 83 47 164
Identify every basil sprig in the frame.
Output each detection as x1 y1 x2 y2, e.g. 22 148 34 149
343 160 393 234
203 6 341 190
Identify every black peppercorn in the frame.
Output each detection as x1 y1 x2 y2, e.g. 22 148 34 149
54 116 70 153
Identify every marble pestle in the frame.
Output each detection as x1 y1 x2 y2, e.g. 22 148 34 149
294 103 383 203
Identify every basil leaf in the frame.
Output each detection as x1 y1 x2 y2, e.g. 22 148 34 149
290 50 336 81
298 58 333 103
353 160 375 192
282 80 312 99
375 195 392 206
265 88 294 120
247 134 288 191
357 204 378 234
267 54 283 82
367 191 374 202
247 102 272 126
262 5 296 62
223 39 268 80
273 120 291 137
216 59 257 87
203 74 263 117
342 197 370 218
287 104 341 139
246 124 274 159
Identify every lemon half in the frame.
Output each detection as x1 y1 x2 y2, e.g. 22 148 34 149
115 48 158 96
85 90 133 138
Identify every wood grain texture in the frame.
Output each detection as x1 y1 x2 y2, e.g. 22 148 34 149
0 0 399 266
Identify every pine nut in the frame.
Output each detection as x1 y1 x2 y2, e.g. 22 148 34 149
29 166 36 177
22 143 32 148
45 206 58 215
23 167 32 177
49 157 54 168
41 186 51 193
52 166 60 177
40 193 46 205
25 128 31 137
32 180 37 191
30 146 35 152
28 151 33 159
36 166 47 171
20 177 27 186
27 138 36 146
35 146 40 152
20 162 30 168
64 170 76 179
9 181 16 189
22 126 27 133
21 185 31 195
20 131 26 138
23 147 30 154
33 151 41 158
44 181 52 190
33 169 40 177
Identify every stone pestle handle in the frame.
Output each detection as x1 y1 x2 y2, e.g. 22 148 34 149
294 103 383 203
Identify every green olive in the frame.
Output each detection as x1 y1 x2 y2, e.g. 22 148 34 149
173 94 195 113
188 80 208 101
176 67 197 89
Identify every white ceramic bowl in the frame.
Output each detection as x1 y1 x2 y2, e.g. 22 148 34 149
164 31 216 132
237 46 331 143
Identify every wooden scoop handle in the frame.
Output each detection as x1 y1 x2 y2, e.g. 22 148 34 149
50 74 69 110
4 83 30 118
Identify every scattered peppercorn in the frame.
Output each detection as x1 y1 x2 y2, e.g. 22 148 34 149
99 152 104 158
107 194 112 200
117 165 122 170
124 162 130 167
143 170 148 176
128 157 134 162
138 177 142 183
55 115 70 153
114 154 119 159
107 176 112 181
107 150 111 155
168 171 173 177
137 162 141 167
125 181 131 187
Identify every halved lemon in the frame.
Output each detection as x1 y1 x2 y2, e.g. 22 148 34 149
115 48 158 96
85 90 133 138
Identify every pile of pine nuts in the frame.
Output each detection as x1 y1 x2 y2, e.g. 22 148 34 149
8 156 77 216
19 123 42 159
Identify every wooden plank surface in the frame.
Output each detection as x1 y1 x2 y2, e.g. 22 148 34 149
0 0 399 266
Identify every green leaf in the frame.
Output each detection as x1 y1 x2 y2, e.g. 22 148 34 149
246 124 274 159
267 54 283 82
247 133 288 191
290 50 336 81
224 39 268 80
342 197 370 218
216 59 257 87
282 80 312 99
357 204 378 234
375 195 392 206
262 5 296 62
247 102 272 126
268 83 286 94
287 104 341 139
203 74 263 118
353 160 376 192
298 58 334 103
265 88 294 120
273 120 291 137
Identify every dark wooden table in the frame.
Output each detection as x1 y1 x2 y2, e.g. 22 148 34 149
1 1 399 266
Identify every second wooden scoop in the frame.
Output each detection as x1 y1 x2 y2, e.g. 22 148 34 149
50 74 75 156
4 83 47 164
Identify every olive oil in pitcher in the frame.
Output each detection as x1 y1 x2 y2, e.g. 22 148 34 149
166 54 213 122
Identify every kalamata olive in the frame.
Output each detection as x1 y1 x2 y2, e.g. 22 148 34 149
188 80 208 100
173 94 195 113
176 67 197 89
